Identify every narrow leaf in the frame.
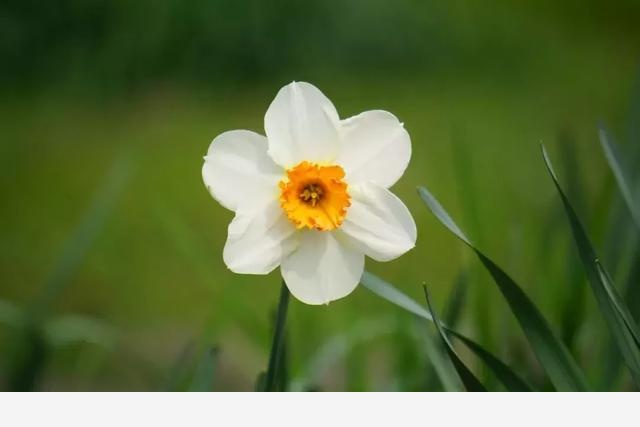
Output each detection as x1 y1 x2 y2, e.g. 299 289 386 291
543 145 640 385
362 271 530 391
599 127 640 230
443 271 468 327
447 330 532 391
188 347 218 392
423 285 486 392
418 185 588 391
416 188 472 245
421 329 463 392
35 153 132 314
361 271 433 321
6 155 131 392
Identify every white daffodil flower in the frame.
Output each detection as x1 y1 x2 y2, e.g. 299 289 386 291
202 82 416 305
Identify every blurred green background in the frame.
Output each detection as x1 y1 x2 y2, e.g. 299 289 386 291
1 0 639 391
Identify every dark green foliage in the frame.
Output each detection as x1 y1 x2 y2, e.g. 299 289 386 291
6 321 49 391
423 285 486 392
447 331 533 392
362 272 532 392
418 186 588 391
542 146 640 387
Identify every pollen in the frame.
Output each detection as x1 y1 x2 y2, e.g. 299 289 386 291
279 161 350 231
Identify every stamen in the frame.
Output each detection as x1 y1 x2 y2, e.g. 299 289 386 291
300 183 324 207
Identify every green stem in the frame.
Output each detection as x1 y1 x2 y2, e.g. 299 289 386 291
264 281 290 391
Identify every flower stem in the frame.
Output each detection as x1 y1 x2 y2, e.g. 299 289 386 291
264 280 290 391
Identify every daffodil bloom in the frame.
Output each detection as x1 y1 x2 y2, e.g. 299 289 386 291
202 82 416 305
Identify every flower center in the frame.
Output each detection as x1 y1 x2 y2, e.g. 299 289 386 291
279 161 350 231
299 183 324 206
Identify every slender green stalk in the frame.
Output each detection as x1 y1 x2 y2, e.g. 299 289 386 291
264 281 290 392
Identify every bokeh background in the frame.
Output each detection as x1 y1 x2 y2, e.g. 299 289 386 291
1 0 639 391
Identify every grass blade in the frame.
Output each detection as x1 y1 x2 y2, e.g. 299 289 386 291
599 126 640 230
421 328 463 391
34 153 132 314
439 271 533 390
423 285 486 391
443 271 468 327
263 281 290 392
447 330 532 391
5 154 130 391
362 271 531 391
188 347 219 392
361 271 433 321
597 263 640 347
418 185 588 391
543 145 640 386
556 130 589 350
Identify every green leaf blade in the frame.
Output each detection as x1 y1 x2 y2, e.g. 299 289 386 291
362 271 532 392
417 187 472 245
599 127 640 230
188 347 218 392
443 272 468 327
361 272 433 321
418 185 588 391
421 328 464 392
447 330 533 391
542 145 640 386
423 285 486 392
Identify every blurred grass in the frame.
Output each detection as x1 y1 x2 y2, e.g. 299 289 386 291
0 0 639 390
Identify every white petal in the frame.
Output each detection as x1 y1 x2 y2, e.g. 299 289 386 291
264 81 341 167
340 182 416 262
337 110 411 188
281 231 364 305
223 201 298 274
203 130 283 212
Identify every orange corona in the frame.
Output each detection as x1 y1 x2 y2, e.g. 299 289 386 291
279 161 351 231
